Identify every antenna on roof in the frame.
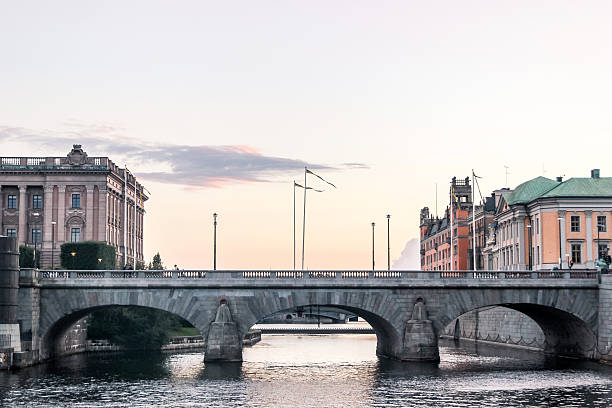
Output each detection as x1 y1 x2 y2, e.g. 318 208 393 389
504 165 510 188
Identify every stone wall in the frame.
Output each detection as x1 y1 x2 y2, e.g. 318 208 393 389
442 306 546 349
599 275 612 362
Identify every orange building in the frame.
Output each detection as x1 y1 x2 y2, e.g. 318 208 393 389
420 177 482 271
483 169 612 270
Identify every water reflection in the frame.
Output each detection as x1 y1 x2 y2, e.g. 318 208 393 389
1 335 611 407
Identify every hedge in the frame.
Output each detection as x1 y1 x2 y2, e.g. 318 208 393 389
19 245 40 268
60 241 116 270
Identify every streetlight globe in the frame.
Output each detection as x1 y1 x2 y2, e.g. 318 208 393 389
371 222 375 227
386 214 390 219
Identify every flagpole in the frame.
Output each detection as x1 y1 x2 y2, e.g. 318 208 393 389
450 184 453 271
302 167 307 270
472 170 476 271
293 180 295 271
133 172 137 271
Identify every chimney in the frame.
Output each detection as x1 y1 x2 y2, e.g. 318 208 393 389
556 176 563 182
591 169 600 179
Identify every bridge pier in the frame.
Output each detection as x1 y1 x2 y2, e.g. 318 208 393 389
204 301 243 362
397 298 439 362
599 275 612 363
0 237 21 370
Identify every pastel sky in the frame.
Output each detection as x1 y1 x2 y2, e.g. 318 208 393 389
1 1 611 269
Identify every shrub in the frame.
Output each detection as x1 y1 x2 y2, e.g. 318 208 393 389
60 241 116 270
19 245 39 268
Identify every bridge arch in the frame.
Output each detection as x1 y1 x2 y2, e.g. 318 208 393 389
38 288 213 361
434 288 599 359
225 290 408 359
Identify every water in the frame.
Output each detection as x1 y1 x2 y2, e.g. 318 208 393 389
1 335 611 407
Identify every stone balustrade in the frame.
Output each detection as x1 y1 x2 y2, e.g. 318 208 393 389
33 268 598 281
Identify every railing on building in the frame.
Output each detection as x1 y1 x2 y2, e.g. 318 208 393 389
0 156 109 169
33 269 598 280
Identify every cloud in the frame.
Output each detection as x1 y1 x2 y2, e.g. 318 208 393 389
0 125 368 188
392 238 420 270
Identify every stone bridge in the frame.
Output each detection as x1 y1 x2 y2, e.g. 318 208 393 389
2 238 612 368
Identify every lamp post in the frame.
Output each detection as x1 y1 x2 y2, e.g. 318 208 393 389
527 223 532 270
213 213 218 270
70 251 76 270
597 215 601 261
558 216 563 269
32 212 40 268
371 222 375 271
51 221 56 269
386 214 391 271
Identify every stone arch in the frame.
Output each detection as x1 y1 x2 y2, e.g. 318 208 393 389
225 290 408 360
38 288 214 361
434 288 599 359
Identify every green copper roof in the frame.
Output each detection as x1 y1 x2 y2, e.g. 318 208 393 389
541 177 612 198
506 176 560 205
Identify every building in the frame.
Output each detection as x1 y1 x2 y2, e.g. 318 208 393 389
484 170 612 270
420 176 478 271
0 145 148 268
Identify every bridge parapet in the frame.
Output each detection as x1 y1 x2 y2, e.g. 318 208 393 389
36 269 598 281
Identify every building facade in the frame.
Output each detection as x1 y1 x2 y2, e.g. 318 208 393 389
485 170 612 270
0 145 148 268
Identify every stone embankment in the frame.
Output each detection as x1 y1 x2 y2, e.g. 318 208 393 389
85 330 262 353
441 306 545 350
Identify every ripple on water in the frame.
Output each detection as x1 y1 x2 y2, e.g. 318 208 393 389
0 336 611 408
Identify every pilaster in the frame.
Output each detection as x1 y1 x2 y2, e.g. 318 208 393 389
17 185 27 244
86 185 94 241
559 211 567 268
42 185 54 248
57 186 66 243
585 210 594 268
517 218 526 270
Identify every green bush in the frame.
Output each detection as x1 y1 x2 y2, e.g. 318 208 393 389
19 245 39 268
87 307 192 349
60 241 116 270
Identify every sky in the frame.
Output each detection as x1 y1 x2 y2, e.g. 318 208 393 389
1 1 611 269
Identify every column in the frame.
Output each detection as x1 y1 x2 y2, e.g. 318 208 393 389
98 186 107 242
57 186 66 243
43 185 54 248
517 218 526 270
85 185 94 241
585 210 594 268
559 211 567 268
537 213 543 269
17 185 27 245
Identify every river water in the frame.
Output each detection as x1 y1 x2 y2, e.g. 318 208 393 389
1 335 611 407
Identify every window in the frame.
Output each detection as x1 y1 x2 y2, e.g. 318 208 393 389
7 195 17 209
72 193 81 208
597 215 607 233
536 218 540 235
571 243 582 264
71 227 81 242
32 194 42 209
31 229 42 243
570 215 580 232
6 228 16 237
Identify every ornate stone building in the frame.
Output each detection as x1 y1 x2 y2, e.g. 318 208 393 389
0 145 148 268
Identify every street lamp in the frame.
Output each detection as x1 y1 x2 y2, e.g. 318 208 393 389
213 213 218 270
557 216 563 269
386 214 391 271
597 214 601 262
97 258 103 269
51 221 56 269
71 251 76 270
32 212 40 268
527 223 532 271
371 222 376 271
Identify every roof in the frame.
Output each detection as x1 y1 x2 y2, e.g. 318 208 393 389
505 176 560 205
541 177 612 198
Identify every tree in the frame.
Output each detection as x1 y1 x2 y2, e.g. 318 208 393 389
60 241 116 270
87 307 190 349
148 252 164 270
19 245 39 268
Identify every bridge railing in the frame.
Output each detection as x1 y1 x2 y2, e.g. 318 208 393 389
33 269 598 280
